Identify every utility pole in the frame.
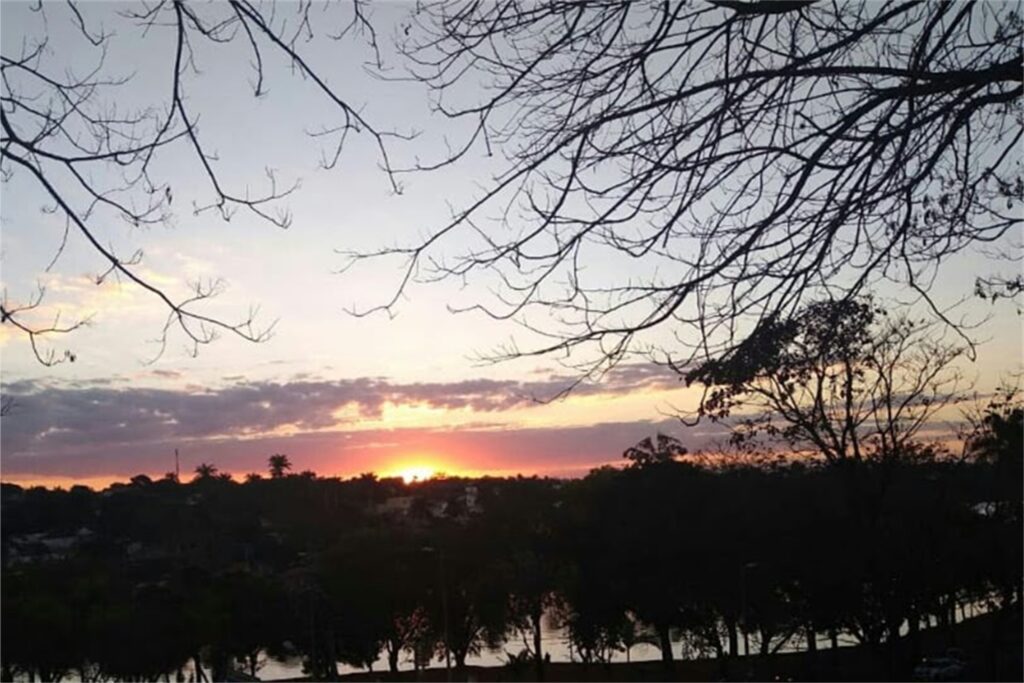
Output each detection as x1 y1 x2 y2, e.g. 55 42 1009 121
174 448 180 482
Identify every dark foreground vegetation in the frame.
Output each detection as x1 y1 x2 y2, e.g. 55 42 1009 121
333 610 1019 683
2 400 1021 682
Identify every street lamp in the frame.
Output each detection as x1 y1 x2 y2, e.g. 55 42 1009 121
422 546 452 682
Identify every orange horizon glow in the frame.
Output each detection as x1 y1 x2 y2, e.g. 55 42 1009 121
0 451 842 491
0 473 132 491
379 454 458 483
0 457 624 491
4 442 865 492
393 464 437 484
0 447 830 491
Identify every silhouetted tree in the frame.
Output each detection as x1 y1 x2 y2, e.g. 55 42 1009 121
100 578 196 682
194 463 219 480
623 433 687 468
965 389 1024 499
1 453 1019 682
318 529 433 674
213 569 290 678
1 564 81 681
687 299 965 465
481 478 565 680
963 390 1024 616
268 453 293 479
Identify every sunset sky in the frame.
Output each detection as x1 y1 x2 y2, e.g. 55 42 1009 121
1 2 1020 488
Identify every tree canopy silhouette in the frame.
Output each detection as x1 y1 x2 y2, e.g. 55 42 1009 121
685 298 965 463
268 453 293 479
194 462 218 480
623 433 688 468
1 455 1021 681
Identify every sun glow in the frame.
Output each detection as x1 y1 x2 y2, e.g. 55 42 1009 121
395 465 437 484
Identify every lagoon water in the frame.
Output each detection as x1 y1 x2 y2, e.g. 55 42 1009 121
251 624 665 681
194 620 666 681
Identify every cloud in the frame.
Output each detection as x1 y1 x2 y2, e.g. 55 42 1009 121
0 364 686 462
0 415 725 483
148 369 183 380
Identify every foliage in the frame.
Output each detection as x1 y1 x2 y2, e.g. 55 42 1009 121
623 433 688 468
268 453 293 479
0 454 1020 681
687 299 965 463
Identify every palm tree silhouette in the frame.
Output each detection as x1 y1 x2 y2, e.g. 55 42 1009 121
268 453 292 479
194 462 218 479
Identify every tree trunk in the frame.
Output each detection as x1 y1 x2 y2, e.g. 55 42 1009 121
946 596 958 647
727 620 739 658
193 655 206 683
908 614 920 660
658 623 674 664
887 622 902 679
989 603 1005 680
532 611 544 681
711 629 724 659
248 652 259 678
326 633 340 681
803 622 818 680
828 629 840 670
706 627 726 678
387 640 400 673
211 650 229 683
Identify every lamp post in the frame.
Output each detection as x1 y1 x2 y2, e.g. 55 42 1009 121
422 546 451 682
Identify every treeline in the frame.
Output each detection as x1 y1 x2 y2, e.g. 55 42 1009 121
1 411 1021 682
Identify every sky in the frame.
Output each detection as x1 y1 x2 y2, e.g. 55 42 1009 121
1 1 1021 488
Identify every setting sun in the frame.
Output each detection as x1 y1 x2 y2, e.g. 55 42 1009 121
395 465 437 484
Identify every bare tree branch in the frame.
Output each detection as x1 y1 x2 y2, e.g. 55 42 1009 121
1 0 396 363
686 298 968 463
347 0 1022 384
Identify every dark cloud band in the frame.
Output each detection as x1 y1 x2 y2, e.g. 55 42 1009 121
0 364 686 470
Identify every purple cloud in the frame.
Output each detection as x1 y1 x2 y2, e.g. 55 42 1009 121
0 364 693 480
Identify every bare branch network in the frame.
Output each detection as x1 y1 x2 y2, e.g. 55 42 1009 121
1 0 396 364
686 298 968 464
2 1 1021 377
345 0 1022 379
